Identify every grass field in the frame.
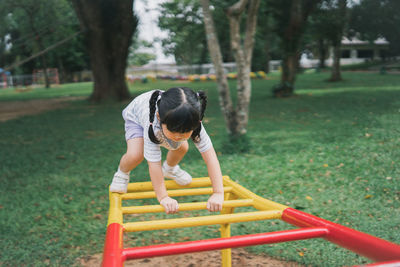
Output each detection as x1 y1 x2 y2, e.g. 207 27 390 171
1 72 399 266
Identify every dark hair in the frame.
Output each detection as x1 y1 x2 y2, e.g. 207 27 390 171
148 87 207 144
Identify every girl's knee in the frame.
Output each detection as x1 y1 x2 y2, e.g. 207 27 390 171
124 151 144 164
125 138 144 163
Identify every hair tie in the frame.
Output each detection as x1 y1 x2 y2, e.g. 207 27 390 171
149 122 153 126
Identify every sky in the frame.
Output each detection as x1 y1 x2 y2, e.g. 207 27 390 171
133 0 175 64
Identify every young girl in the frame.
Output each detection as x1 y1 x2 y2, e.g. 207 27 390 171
110 87 224 214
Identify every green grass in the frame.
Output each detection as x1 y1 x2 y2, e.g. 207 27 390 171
1 72 399 266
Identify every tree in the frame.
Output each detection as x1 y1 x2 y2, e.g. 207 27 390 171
201 0 260 139
2 0 69 88
349 0 400 57
308 6 332 69
158 0 234 66
327 0 348 81
158 0 208 65
269 0 320 97
71 0 138 101
128 36 156 66
252 1 280 73
0 0 89 83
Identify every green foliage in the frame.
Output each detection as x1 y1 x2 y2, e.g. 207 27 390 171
349 0 400 56
0 0 89 76
267 0 315 54
129 52 156 66
1 72 400 266
128 36 156 66
158 0 209 65
309 0 348 45
158 0 238 65
252 1 281 72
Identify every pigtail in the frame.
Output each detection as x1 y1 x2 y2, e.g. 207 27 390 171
148 90 161 144
191 90 207 143
198 91 207 121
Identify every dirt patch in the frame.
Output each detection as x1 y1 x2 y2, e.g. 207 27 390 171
0 96 85 122
81 248 302 267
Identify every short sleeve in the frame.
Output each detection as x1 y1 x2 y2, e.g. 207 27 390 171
143 125 162 162
194 124 213 153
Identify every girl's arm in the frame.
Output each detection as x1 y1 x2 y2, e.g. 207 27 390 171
148 161 179 214
201 147 224 212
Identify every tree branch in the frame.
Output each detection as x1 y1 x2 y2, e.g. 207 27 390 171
227 0 249 16
244 0 260 65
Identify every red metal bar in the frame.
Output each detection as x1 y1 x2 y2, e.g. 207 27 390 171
282 208 400 262
122 227 329 260
101 223 125 267
357 260 400 267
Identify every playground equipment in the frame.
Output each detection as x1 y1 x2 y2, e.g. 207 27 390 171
0 68 12 89
102 176 400 267
32 68 60 86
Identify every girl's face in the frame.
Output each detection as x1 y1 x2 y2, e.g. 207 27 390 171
161 124 192 142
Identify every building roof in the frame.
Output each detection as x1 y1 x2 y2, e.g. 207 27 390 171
342 37 389 46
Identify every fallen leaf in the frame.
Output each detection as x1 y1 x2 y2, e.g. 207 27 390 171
298 252 304 257
364 195 373 199
323 164 329 168
306 196 313 201
93 214 102 219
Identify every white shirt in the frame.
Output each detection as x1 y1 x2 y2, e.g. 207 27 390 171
122 90 213 162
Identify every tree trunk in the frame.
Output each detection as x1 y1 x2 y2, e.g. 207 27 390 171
227 0 260 135
57 56 65 84
202 0 260 136
39 54 50 88
330 42 342 81
71 0 137 102
201 0 235 134
273 0 320 97
276 53 297 96
264 41 270 73
27 10 51 88
282 54 297 85
329 0 346 82
318 38 326 68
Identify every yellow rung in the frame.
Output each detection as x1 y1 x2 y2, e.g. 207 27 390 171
123 210 282 232
222 176 288 211
127 177 212 192
121 186 233 200
122 199 254 214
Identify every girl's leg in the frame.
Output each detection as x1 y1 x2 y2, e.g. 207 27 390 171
110 138 144 193
119 138 144 172
163 141 192 185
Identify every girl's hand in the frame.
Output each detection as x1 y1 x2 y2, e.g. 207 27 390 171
207 192 224 212
160 196 179 214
